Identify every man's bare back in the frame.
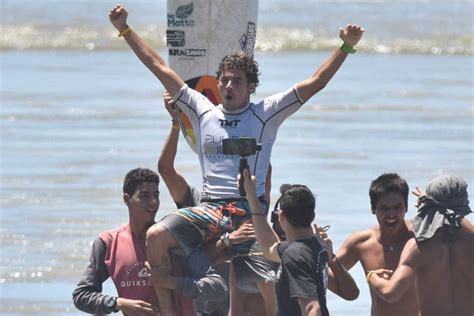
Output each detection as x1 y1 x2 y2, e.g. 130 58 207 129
410 223 473 315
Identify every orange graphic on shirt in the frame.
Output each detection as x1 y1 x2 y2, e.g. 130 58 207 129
178 75 221 151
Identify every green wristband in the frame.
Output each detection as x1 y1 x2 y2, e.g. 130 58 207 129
340 43 357 54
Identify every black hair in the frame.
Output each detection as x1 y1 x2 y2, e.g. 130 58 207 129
271 184 292 240
279 184 315 228
369 173 409 212
216 51 260 89
123 168 159 196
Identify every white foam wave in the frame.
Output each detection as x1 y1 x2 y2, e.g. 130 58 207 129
1 24 472 55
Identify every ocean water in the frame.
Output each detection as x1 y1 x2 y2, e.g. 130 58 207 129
1 0 473 315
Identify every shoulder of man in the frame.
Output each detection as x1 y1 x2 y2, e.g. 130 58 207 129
179 84 215 106
281 239 318 262
99 224 129 244
276 240 291 258
343 229 374 248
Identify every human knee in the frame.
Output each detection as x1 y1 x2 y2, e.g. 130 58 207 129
257 279 275 298
146 223 167 245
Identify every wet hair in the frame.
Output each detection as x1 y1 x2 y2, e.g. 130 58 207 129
123 168 159 195
369 173 409 212
216 51 260 89
279 184 315 228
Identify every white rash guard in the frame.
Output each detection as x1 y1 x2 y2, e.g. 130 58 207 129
173 84 304 200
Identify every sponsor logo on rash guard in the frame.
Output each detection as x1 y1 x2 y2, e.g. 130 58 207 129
120 279 152 287
218 119 241 127
204 135 223 156
120 263 153 288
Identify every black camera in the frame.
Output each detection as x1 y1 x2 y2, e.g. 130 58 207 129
222 137 262 197
222 137 262 157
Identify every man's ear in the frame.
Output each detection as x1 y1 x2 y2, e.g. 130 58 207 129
123 193 130 205
279 209 286 223
249 83 257 94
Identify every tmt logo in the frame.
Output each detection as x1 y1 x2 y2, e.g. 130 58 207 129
219 119 241 127
168 3 195 27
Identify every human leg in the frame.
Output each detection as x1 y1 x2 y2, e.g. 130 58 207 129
146 223 180 315
147 211 208 315
228 262 268 316
256 279 276 316
228 200 276 316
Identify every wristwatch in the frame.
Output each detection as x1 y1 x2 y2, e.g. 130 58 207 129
104 296 119 313
220 232 232 248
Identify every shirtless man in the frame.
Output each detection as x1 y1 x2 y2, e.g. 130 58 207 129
368 174 473 316
328 173 419 316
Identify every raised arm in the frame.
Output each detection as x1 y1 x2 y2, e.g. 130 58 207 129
158 92 191 206
109 5 185 96
368 238 419 303
295 24 364 102
316 226 359 301
243 169 281 263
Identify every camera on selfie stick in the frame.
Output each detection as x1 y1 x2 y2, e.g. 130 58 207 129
222 137 262 196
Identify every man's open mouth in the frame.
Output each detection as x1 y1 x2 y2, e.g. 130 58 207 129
384 218 398 228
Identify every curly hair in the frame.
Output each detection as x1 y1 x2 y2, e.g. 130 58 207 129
216 51 260 88
123 168 159 195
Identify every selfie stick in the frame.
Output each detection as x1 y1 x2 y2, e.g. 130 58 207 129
239 157 249 197
222 138 261 197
